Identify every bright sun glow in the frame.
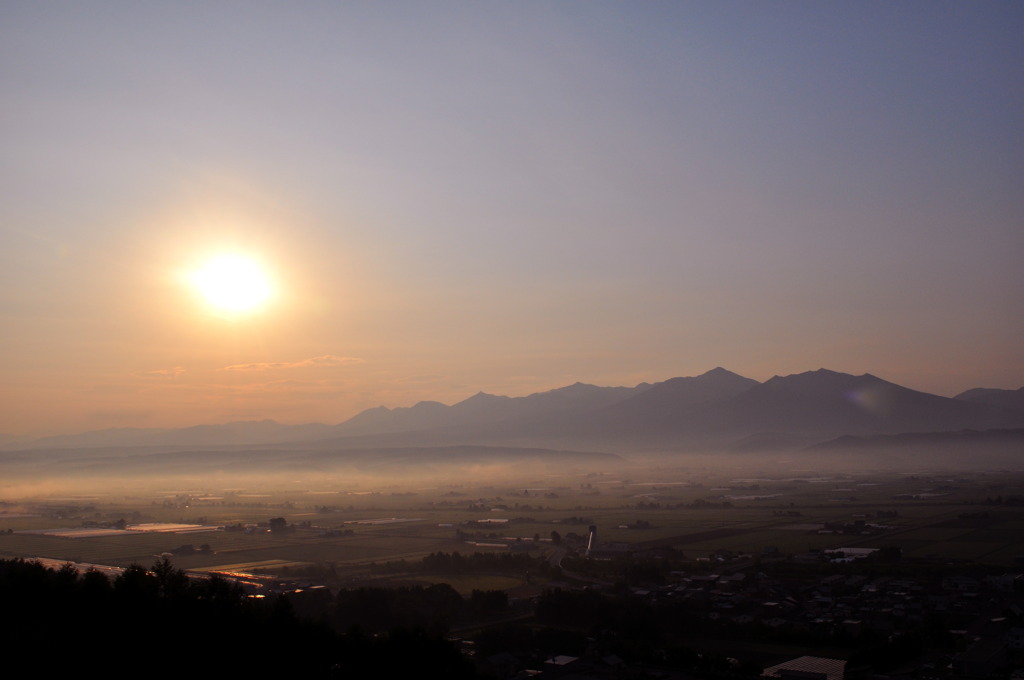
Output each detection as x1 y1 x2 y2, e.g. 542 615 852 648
190 254 274 314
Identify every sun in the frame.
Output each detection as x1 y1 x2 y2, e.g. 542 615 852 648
189 254 274 314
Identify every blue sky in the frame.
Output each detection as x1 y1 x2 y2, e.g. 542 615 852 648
2 2 1022 435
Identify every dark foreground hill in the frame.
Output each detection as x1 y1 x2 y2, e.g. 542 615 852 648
0 557 482 678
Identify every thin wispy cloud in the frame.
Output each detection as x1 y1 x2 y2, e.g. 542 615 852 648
139 367 186 379
222 355 364 372
208 379 316 392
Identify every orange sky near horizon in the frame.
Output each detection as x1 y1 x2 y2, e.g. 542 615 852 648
2 3 1022 438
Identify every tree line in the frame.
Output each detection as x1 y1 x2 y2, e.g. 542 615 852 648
0 558 483 677
370 550 551 575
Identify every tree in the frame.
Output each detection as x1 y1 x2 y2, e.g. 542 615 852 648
115 564 158 600
152 556 190 599
55 562 78 588
81 568 112 597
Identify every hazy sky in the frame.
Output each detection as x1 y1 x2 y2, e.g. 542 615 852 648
2 2 1022 436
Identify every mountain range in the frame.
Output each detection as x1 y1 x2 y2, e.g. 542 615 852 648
8 368 1024 455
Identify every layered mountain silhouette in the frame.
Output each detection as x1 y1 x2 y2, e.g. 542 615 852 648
521 368 1024 450
809 428 1024 453
7 368 1024 456
335 381 650 436
805 428 1024 468
699 369 1024 438
954 386 1024 412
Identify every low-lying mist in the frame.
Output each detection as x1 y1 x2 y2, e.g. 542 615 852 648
2 438 1021 502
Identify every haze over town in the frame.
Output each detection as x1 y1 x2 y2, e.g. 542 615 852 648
3 2 1022 439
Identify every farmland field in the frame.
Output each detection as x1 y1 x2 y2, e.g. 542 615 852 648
3 465 1024 576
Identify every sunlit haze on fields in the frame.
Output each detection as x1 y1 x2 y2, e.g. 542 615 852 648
2 2 1022 437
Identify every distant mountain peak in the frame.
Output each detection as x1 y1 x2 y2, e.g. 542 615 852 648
464 391 506 401
410 400 446 409
695 367 749 380
768 368 861 382
452 391 512 412
551 381 600 393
